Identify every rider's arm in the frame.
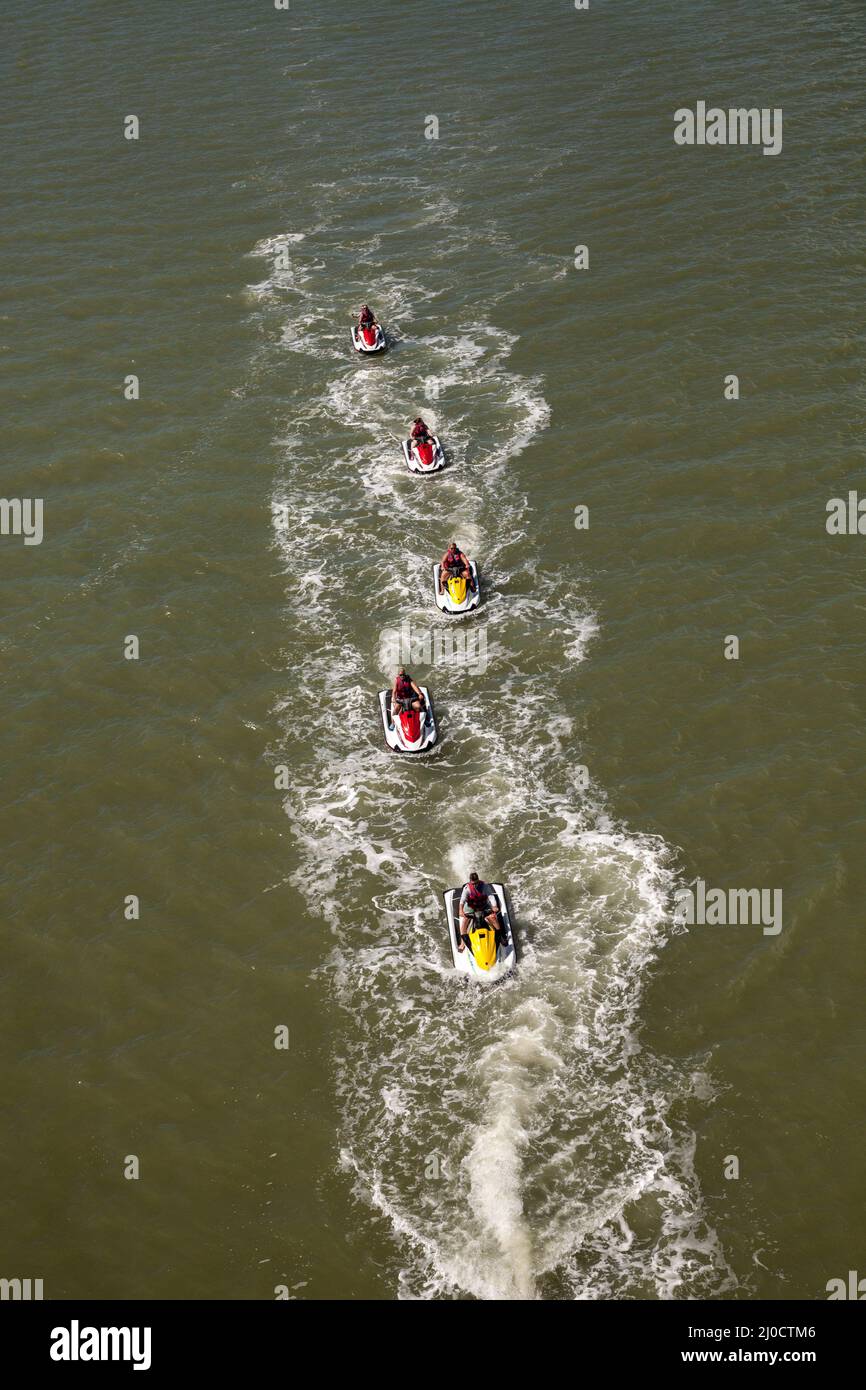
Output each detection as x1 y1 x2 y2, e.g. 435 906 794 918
411 681 424 700
459 886 470 908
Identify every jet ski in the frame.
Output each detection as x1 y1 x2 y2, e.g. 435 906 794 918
378 686 438 753
351 322 386 353
433 560 480 614
443 883 517 982
402 435 445 474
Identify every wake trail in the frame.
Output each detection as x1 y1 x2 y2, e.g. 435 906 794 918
253 179 733 1300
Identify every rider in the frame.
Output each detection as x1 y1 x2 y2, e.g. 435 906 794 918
358 303 379 328
410 416 433 447
458 872 502 951
438 539 476 595
390 666 425 718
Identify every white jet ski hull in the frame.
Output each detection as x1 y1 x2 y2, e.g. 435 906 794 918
378 686 437 753
443 882 517 981
402 436 445 474
433 561 480 613
351 325 386 353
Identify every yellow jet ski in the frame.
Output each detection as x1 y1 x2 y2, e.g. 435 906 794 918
433 559 480 613
443 882 516 981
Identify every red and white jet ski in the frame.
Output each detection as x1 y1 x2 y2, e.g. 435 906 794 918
377 686 438 753
402 435 445 474
351 321 386 353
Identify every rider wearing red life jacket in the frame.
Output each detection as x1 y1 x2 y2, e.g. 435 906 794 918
438 540 476 595
409 417 435 461
359 304 377 328
391 667 424 716
458 872 502 951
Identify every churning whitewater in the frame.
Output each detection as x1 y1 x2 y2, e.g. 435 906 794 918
251 176 733 1300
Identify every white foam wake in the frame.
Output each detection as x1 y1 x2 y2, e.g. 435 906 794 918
254 181 732 1300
